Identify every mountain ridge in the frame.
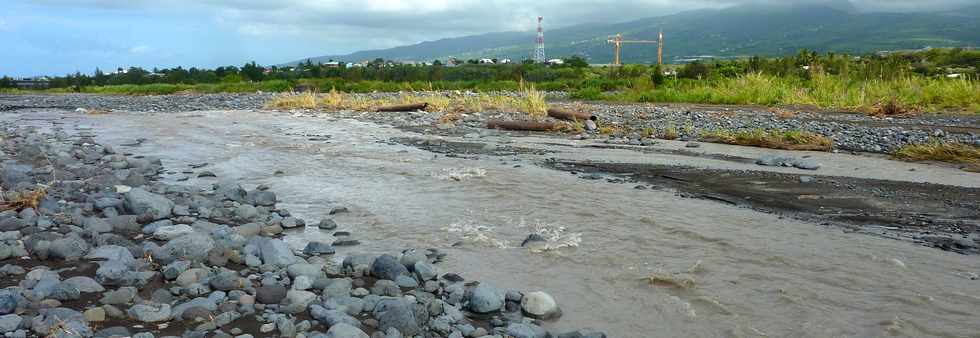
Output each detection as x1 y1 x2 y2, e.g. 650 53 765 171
286 3 980 65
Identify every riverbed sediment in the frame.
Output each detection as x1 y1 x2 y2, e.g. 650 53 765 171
1 93 979 338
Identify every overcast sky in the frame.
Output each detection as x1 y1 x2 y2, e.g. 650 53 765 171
1 0 974 77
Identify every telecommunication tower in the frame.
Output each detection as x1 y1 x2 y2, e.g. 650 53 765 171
533 16 546 63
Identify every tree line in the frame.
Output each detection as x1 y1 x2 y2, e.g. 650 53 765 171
1 49 975 90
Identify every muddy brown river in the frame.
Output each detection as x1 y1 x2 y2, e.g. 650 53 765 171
7 109 980 337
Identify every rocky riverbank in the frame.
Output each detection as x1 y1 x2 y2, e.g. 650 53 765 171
0 123 603 337
3 93 979 157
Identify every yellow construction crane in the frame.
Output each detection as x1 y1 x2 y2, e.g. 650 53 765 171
607 30 664 66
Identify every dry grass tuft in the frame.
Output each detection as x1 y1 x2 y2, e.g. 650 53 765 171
894 141 980 165
662 126 679 140
868 98 914 118
518 80 548 119
265 87 551 120
0 185 48 212
702 129 833 151
265 91 318 109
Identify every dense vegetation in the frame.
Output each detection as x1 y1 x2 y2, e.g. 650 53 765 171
3 49 978 113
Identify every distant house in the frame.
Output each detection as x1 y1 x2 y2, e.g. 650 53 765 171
478 58 495 64
499 59 512 64
14 77 50 90
546 59 565 65
324 61 341 68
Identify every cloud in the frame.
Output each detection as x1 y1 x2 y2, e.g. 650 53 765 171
129 45 151 54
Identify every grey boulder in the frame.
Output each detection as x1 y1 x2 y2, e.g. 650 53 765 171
123 188 174 220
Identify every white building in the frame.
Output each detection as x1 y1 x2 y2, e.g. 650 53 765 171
546 59 564 65
478 58 495 64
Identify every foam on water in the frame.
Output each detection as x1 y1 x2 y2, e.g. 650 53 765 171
434 167 487 181
520 218 583 252
442 217 583 251
444 220 511 248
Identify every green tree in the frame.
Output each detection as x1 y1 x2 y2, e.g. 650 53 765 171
564 56 589 68
678 61 710 79
0 76 14 88
241 62 264 82
651 64 666 85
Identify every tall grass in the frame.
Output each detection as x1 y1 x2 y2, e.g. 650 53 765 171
609 73 979 113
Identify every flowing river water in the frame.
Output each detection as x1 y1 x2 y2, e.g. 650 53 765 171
8 109 980 337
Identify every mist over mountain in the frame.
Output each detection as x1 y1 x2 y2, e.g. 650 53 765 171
288 2 979 65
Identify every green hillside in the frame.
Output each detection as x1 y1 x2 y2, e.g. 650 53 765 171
290 3 980 65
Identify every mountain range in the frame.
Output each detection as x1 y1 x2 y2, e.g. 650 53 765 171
288 2 980 65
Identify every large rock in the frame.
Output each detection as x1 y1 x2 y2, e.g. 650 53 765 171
85 245 136 266
62 276 105 293
248 190 277 207
506 323 549 338
413 261 438 281
161 233 215 262
83 217 113 233
309 305 361 328
255 285 287 304
521 291 561 319
48 283 81 301
303 242 336 256
123 188 174 220
0 314 21 333
176 268 209 287
153 224 194 240
323 279 352 299
285 290 317 308
127 303 172 322
210 272 246 291
467 283 504 313
373 298 419 336
173 297 218 320
324 323 368 338
370 254 408 281
95 260 133 286
258 238 297 266
48 235 90 260
0 295 15 315
100 287 137 305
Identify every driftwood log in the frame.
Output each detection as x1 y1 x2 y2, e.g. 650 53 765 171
486 119 561 131
547 108 596 121
376 103 429 112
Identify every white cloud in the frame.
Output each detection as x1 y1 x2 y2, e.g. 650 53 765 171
129 45 151 54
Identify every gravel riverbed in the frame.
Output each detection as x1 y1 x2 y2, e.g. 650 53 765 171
3 93 978 156
0 116 600 337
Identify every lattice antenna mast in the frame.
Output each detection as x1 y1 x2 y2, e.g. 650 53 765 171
533 16 546 63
